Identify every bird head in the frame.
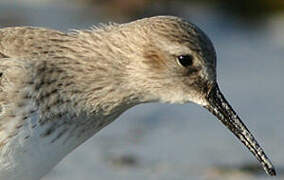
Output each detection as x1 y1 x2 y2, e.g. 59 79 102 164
123 16 275 176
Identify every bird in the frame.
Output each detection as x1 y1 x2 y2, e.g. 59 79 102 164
0 16 275 180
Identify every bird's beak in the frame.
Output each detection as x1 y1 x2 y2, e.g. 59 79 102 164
203 83 276 176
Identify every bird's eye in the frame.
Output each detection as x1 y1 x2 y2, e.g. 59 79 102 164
177 55 193 67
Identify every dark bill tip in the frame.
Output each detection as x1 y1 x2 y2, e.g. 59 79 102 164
204 83 276 176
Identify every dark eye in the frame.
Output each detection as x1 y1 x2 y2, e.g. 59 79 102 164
177 55 193 67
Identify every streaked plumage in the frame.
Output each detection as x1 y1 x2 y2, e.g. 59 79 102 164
0 16 275 180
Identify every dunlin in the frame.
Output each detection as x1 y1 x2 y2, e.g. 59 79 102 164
0 16 275 179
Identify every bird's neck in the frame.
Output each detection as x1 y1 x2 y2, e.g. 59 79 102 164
0 27 154 180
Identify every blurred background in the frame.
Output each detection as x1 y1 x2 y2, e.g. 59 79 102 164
1 0 283 180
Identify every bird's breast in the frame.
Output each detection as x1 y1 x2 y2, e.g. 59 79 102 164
0 105 121 180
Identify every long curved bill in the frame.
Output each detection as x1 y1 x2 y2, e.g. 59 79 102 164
204 83 276 176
